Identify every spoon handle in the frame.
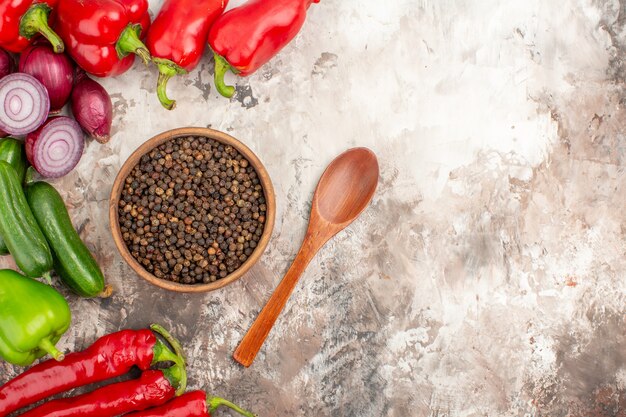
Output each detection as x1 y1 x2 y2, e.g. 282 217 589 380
233 236 318 367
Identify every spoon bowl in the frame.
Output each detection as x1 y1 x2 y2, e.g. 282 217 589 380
233 147 379 367
314 147 379 225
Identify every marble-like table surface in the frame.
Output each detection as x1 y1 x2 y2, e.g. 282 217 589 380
2 0 625 416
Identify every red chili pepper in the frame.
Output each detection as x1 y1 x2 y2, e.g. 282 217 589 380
0 324 182 417
207 0 320 98
19 367 186 417
125 390 256 417
0 0 64 53
146 0 229 110
53 0 151 77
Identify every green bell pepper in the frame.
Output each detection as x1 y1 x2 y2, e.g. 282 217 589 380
0 269 71 366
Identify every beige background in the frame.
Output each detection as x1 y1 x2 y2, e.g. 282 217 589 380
2 0 625 416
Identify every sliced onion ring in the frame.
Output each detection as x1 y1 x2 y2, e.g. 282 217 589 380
0 73 49 136
25 116 84 178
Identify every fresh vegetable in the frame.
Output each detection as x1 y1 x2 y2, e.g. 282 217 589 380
0 0 64 53
54 0 151 77
146 0 229 110
0 161 53 277
0 73 49 135
24 180 108 297
0 325 183 417
25 116 84 178
0 138 27 255
20 367 186 417
208 0 319 98
18 329 186 417
19 42 74 113
125 391 256 417
0 269 70 366
0 137 27 185
70 71 112 143
0 49 14 79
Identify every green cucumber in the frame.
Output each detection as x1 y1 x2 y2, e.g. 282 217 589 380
24 181 107 297
0 161 53 277
0 138 28 182
0 138 28 255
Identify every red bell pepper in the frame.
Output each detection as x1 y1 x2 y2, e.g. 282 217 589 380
0 0 64 53
146 0 229 110
125 391 256 417
18 368 186 417
53 0 151 77
0 325 183 417
207 0 320 98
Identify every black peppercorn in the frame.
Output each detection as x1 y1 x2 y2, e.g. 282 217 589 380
119 136 267 285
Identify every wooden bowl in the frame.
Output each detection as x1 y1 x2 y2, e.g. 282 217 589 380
109 127 276 293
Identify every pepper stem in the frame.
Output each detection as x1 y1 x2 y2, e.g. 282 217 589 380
152 338 181 365
116 24 151 65
207 396 257 417
150 324 187 395
38 338 64 361
151 324 186 365
161 361 187 396
213 53 237 98
19 4 64 53
153 58 187 110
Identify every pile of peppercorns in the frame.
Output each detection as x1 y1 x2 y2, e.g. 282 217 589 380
118 136 267 284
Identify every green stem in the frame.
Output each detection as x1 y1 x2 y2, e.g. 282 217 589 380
213 52 237 98
153 59 187 110
19 4 64 53
41 271 52 284
116 24 150 65
150 324 185 365
161 362 187 396
24 166 37 186
151 338 181 365
39 338 64 361
150 324 187 395
207 396 257 417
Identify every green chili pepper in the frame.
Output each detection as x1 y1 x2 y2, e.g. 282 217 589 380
0 269 71 366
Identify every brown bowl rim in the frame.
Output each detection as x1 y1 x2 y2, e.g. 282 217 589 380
108 127 276 293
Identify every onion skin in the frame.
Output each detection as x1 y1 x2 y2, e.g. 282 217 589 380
25 116 84 179
0 49 14 79
71 71 112 143
19 43 74 114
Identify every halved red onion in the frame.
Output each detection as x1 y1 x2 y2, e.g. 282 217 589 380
0 73 49 135
19 43 74 114
25 116 84 178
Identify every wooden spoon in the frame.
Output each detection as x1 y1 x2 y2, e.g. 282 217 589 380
233 147 379 367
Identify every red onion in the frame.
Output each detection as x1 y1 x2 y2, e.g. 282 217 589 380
19 44 74 114
0 73 49 135
71 71 112 144
25 116 84 178
0 49 14 79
